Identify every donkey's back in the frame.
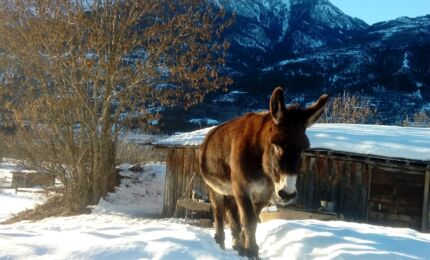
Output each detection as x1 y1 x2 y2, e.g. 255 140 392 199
199 112 271 195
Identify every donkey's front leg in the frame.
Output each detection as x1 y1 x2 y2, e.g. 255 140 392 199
233 185 259 259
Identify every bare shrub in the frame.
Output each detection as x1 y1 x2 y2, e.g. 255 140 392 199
116 143 167 164
322 91 376 124
0 0 232 215
403 111 430 127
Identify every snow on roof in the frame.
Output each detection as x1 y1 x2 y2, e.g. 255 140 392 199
155 123 430 161
155 126 216 147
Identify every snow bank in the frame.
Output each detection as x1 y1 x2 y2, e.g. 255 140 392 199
155 123 430 161
94 162 166 217
0 189 45 222
1 214 430 259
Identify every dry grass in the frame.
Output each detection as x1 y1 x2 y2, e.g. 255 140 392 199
321 91 376 124
116 143 167 164
1 194 90 224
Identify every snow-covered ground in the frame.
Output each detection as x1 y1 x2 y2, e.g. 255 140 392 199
1 213 430 259
0 160 46 222
2 161 430 259
0 189 45 222
155 123 430 161
95 163 166 217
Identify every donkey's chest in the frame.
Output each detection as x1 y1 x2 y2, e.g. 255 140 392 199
247 178 274 203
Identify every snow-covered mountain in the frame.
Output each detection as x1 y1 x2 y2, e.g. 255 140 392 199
162 1 430 132
218 0 368 69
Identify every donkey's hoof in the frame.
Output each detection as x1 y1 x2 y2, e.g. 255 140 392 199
214 234 225 249
232 238 241 252
244 247 259 260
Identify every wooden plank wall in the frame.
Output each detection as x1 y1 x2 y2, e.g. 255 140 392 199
163 147 207 217
161 146 428 231
297 156 370 222
424 168 430 232
368 167 424 230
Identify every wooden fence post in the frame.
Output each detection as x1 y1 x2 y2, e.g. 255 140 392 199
422 165 430 232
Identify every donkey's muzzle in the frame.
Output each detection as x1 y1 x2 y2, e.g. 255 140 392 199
278 190 296 201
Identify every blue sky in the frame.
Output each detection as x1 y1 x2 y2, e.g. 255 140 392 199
330 0 430 25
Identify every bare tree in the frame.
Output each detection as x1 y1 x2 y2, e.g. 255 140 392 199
413 111 430 127
0 0 232 213
322 91 376 124
403 110 430 127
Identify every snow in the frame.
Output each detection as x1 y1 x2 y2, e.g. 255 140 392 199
232 34 268 51
2 161 430 259
188 118 219 125
401 52 410 71
369 16 430 40
120 132 166 145
94 163 166 217
0 160 32 181
0 189 45 222
308 124 430 161
155 123 430 161
264 48 372 73
156 126 215 147
309 2 362 30
214 90 247 103
0 160 46 222
1 214 430 259
292 31 325 54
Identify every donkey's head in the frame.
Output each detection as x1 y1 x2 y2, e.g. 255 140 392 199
265 87 328 201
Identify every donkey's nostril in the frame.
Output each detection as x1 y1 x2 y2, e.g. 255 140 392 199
278 190 288 199
278 190 296 200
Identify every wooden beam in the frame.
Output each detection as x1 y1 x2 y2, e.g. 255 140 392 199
176 199 211 212
422 165 430 232
366 165 372 222
303 149 427 174
260 209 338 222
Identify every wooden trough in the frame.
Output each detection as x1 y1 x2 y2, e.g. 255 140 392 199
176 199 211 212
155 144 430 232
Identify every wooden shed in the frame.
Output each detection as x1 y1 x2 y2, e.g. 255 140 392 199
155 124 430 232
11 171 56 188
299 149 429 231
155 146 208 217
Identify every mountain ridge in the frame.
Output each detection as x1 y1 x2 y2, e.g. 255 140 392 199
162 1 430 132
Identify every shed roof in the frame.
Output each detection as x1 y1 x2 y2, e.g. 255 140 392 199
154 124 430 162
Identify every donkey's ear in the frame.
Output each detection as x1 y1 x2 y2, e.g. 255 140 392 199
270 87 286 125
304 94 329 128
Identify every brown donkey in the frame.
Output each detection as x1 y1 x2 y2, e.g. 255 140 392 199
199 87 328 259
